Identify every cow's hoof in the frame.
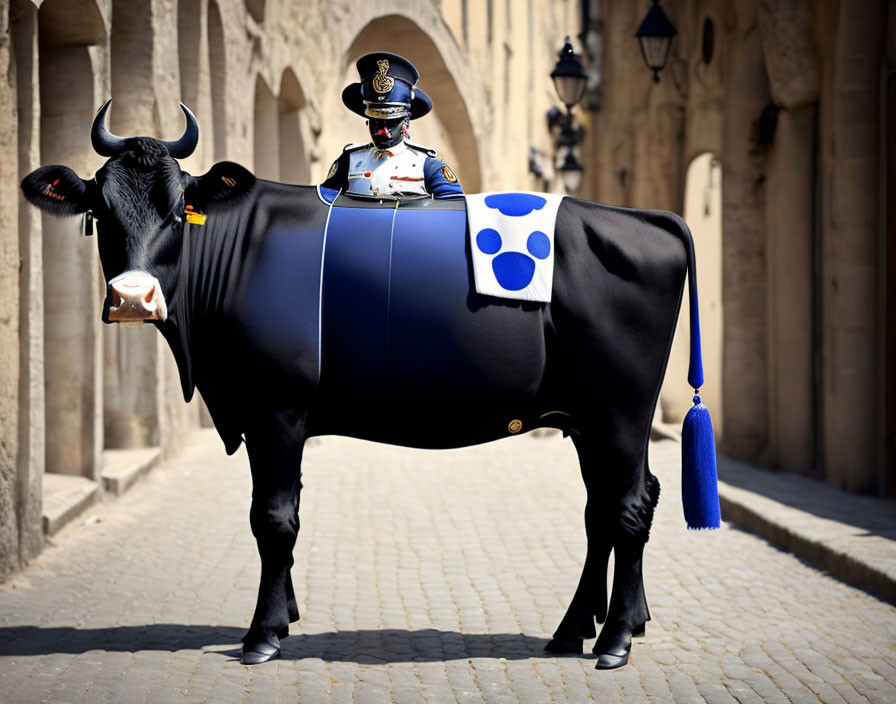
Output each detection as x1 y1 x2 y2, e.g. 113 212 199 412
595 648 630 670
544 637 584 655
241 635 281 665
593 628 633 670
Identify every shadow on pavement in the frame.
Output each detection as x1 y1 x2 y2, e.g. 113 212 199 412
717 454 896 541
0 625 573 662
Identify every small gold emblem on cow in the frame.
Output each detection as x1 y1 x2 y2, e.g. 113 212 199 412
372 60 395 94
508 419 523 434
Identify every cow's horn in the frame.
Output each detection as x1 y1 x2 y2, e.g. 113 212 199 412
91 99 127 157
161 104 199 159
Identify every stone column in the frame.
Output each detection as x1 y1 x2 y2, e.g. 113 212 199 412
12 0 45 566
279 69 310 186
254 76 280 180
758 0 820 475
1 1 23 579
40 41 104 480
103 0 161 450
207 0 228 162
765 106 816 474
820 0 888 492
720 2 772 461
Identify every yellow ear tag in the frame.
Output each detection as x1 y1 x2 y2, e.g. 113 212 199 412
184 205 206 225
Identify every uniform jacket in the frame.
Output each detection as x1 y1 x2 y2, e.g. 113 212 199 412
322 140 464 199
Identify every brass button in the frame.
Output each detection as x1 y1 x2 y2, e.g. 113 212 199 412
508 419 523 434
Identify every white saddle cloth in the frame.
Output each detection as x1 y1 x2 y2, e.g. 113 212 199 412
466 192 565 302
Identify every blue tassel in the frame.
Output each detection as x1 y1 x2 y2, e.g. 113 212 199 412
681 393 721 529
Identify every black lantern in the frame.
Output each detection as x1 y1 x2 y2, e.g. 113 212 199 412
558 151 584 193
550 37 587 110
635 1 678 83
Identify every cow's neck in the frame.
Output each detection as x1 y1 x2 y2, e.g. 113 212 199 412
158 193 259 402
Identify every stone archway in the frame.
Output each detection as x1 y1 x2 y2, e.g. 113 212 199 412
37 0 107 479
339 12 483 192
659 153 723 439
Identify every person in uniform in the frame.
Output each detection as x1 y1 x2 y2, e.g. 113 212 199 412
322 52 464 199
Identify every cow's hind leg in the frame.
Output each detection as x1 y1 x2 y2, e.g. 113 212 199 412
548 432 659 669
591 432 659 670
241 409 305 665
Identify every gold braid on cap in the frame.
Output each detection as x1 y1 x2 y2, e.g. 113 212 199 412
372 60 395 94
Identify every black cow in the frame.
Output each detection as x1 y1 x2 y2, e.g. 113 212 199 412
22 101 715 669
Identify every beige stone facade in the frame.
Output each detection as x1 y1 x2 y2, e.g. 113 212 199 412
588 0 895 500
1 0 894 579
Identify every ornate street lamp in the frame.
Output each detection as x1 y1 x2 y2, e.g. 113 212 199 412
550 37 587 193
551 37 588 110
558 151 584 193
635 1 678 83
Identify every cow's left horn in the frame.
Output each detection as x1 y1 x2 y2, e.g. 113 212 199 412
161 104 199 159
91 99 127 157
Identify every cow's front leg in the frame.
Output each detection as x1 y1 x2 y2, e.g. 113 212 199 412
241 408 305 665
545 494 611 655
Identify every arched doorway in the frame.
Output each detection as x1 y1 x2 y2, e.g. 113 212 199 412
339 14 482 192
660 153 723 440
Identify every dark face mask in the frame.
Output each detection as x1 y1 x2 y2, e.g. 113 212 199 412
368 117 407 149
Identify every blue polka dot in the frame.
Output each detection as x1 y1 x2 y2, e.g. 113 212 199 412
492 252 536 291
484 193 547 217
527 231 551 260
476 228 502 255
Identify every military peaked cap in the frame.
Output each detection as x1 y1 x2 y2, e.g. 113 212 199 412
342 52 433 120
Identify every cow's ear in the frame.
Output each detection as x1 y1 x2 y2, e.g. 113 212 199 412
189 161 256 211
21 165 94 217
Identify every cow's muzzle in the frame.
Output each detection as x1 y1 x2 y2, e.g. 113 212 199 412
106 271 168 324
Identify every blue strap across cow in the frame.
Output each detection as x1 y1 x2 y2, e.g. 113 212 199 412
317 194 544 440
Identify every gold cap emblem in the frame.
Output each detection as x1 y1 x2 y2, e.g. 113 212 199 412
372 60 395 94
508 419 523 434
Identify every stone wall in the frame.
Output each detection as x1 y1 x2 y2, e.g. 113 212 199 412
584 0 895 496
1 1 23 582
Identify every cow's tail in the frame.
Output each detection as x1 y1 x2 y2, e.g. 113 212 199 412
676 217 721 530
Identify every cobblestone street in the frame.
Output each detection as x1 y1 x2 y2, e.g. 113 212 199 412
1 430 894 703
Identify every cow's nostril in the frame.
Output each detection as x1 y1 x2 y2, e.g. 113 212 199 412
144 287 155 304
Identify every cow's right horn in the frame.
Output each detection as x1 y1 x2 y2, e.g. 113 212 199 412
91 99 127 157
161 104 199 159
